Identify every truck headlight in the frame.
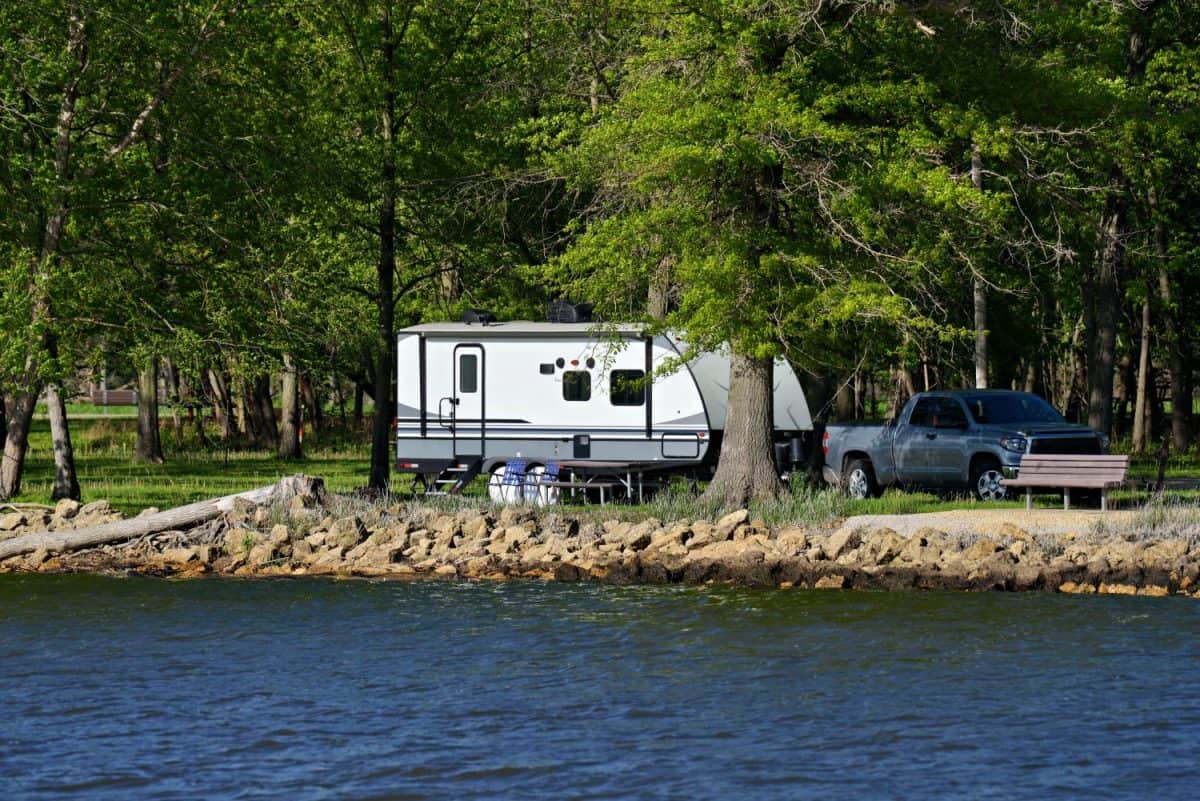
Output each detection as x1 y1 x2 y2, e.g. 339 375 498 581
999 435 1028 453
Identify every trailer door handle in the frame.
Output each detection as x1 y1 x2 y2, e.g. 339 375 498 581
437 397 454 428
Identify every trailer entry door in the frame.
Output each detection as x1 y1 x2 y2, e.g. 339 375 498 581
453 344 485 459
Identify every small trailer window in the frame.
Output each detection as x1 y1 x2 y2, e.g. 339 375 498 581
610 370 645 406
562 371 591 401
459 354 478 393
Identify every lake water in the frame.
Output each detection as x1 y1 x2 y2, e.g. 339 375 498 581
2 575 1198 800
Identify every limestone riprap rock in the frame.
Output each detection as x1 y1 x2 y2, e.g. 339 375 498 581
823 527 862 561
54 499 81 520
331 516 368 550
714 509 749 540
1142 539 1189 568
0 513 26 532
775 527 808 555
963 539 1001 562
867 528 905 565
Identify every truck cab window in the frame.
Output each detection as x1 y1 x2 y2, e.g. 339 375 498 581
909 398 936 427
459 354 478 394
563 371 591 402
610 370 645 406
936 398 967 429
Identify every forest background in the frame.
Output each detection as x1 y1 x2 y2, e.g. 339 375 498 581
2 0 1198 507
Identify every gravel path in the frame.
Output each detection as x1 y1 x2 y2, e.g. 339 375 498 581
836 508 1138 540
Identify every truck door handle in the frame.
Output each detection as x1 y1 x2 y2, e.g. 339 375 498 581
925 432 937 440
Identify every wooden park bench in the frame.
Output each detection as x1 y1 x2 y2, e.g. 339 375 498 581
89 388 138 405
1001 454 1131 512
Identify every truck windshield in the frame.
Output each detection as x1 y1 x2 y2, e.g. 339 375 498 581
963 393 1064 424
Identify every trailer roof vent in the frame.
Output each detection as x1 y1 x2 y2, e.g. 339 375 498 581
547 300 593 324
462 309 496 325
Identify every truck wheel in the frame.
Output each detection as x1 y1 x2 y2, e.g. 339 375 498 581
971 459 1007 501
844 459 878 499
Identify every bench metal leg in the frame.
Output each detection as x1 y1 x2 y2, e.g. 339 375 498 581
1026 488 1032 511
1101 490 1107 513
1064 488 1070 511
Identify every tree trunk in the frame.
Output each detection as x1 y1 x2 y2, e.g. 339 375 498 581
1087 182 1125 436
207 369 235 440
353 381 365 424
253 375 278 449
278 354 303 459
135 359 165 464
163 358 185 450
45 383 81 500
0 392 7 445
0 392 37 500
647 253 673 320
700 348 781 508
1132 290 1152 453
971 144 988 389
1151 188 1190 452
369 1 399 491
302 375 322 434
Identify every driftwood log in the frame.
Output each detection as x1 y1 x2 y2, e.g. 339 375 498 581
0 474 325 561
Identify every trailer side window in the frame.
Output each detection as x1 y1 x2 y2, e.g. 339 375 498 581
459 354 478 394
610 370 645 406
562 371 591 402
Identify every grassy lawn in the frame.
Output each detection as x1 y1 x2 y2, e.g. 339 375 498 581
19 419 371 513
11 416 1200 520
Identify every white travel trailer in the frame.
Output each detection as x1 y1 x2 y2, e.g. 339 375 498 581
394 317 812 497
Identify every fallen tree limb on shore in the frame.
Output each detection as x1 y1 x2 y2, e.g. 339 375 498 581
0 475 325 561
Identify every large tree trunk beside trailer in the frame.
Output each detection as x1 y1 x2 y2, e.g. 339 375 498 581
278 354 303 459
1 391 37 500
135 359 165 464
369 1 399 492
0 392 7 445
701 348 782 508
46 383 80 500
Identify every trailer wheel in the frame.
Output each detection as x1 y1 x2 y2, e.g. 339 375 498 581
844 458 878 499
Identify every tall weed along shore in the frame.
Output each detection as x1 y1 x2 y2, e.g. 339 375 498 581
2 493 1200 596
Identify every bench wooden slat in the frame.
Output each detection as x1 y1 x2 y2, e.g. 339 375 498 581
1003 479 1126 488
1008 470 1128 474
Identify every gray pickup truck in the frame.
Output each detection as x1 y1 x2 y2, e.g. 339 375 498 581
820 390 1108 500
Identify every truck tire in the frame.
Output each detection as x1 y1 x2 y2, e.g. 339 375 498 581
844 458 879 499
971 458 1007 502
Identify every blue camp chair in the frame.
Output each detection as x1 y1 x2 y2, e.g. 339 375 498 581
500 459 526 504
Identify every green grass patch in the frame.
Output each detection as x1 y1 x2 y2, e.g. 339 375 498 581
20 419 370 514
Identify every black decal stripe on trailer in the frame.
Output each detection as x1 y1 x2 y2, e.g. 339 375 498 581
418 335 427 438
645 337 653 439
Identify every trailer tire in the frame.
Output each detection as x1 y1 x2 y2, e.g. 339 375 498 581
844 458 878 499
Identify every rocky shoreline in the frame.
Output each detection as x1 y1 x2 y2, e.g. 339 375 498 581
2 494 1199 596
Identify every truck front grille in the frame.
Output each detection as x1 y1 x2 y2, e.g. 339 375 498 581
1030 436 1102 455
